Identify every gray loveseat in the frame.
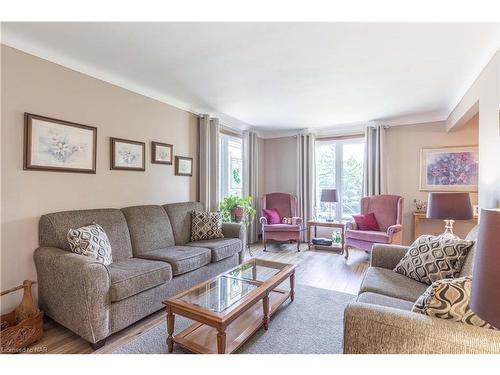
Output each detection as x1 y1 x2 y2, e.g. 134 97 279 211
34 202 245 348
344 226 500 354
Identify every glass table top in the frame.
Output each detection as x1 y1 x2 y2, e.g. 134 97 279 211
177 259 291 313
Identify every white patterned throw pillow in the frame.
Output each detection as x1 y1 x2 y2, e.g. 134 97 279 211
412 276 496 330
394 234 473 285
67 223 113 265
191 211 224 241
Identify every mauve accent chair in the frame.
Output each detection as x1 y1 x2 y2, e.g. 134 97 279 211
260 193 303 251
344 195 404 256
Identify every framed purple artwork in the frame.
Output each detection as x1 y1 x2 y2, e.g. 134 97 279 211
419 145 478 192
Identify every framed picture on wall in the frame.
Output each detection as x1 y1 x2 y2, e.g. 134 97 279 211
24 113 97 173
419 145 478 192
151 141 173 165
175 156 193 176
110 137 146 171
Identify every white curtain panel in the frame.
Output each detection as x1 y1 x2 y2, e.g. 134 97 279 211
297 132 316 240
244 131 258 244
198 114 220 211
363 124 387 196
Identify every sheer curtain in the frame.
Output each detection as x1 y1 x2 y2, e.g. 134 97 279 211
244 130 259 244
297 132 316 240
363 123 387 196
198 114 220 211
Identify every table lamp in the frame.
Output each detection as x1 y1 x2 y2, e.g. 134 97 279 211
470 208 500 329
321 189 338 222
426 192 472 239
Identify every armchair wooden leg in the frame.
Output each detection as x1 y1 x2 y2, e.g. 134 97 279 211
263 237 267 252
297 240 300 252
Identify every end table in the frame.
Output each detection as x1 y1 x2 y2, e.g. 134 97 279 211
306 220 349 259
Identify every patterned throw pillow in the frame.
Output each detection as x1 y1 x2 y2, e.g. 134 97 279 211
191 211 224 241
394 234 473 285
412 276 496 330
67 223 113 265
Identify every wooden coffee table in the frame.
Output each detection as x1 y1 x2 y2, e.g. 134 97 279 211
163 258 296 354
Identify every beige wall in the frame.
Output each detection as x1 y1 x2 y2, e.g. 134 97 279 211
386 118 479 245
263 136 298 196
1 46 198 313
447 50 499 209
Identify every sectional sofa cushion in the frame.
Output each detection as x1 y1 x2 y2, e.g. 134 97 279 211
412 276 495 329
121 205 175 255
108 258 172 302
163 202 204 245
67 223 113 265
137 246 211 276
187 238 241 262
39 208 133 261
357 292 415 311
394 235 474 285
360 266 428 302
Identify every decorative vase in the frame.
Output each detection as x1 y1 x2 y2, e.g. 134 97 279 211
231 206 244 223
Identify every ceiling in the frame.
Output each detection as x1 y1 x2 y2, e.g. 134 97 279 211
2 22 499 132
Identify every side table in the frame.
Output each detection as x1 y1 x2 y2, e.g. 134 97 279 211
306 220 349 259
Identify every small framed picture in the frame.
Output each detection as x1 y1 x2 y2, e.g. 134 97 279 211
110 138 145 171
151 141 173 165
24 113 97 174
175 156 193 176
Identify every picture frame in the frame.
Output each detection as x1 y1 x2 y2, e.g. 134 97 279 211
151 141 173 165
175 156 193 176
110 137 146 171
419 145 478 192
24 113 97 174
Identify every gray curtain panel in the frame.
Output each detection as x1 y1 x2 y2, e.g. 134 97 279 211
244 131 258 244
297 133 316 241
363 124 387 196
198 114 220 211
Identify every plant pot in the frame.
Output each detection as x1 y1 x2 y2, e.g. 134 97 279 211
231 206 244 223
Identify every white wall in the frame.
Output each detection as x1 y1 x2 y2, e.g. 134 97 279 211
447 50 500 209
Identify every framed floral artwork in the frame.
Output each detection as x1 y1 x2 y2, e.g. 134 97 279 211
419 145 478 192
151 141 173 165
175 156 193 176
24 113 97 173
110 138 146 171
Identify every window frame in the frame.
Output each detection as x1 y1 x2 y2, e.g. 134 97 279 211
315 135 364 221
219 131 244 202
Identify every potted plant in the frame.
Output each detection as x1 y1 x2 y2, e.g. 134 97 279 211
219 195 256 225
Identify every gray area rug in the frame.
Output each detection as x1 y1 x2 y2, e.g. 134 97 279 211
113 284 354 354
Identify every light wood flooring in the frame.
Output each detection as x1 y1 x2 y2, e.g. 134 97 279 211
27 243 369 354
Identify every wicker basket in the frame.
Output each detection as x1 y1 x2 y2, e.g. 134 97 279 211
1 280 44 354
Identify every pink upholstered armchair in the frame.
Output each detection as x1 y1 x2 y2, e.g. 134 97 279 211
344 195 404 257
260 193 303 252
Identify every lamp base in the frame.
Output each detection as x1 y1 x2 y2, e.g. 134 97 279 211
439 219 461 240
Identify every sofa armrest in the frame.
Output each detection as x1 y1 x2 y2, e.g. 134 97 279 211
345 221 357 230
33 246 111 343
292 217 302 226
343 302 500 354
222 222 246 263
370 243 409 269
259 216 268 225
387 224 403 236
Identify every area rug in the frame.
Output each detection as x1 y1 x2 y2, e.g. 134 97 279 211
113 284 355 354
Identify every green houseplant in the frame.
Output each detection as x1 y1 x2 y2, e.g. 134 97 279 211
219 195 256 225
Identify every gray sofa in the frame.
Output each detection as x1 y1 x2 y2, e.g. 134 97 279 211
34 202 245 348
344 226 500 354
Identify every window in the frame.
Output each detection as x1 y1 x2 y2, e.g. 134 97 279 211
315 137 364 221
219 132 243 202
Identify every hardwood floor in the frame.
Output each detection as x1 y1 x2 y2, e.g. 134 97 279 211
28 243 369 354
